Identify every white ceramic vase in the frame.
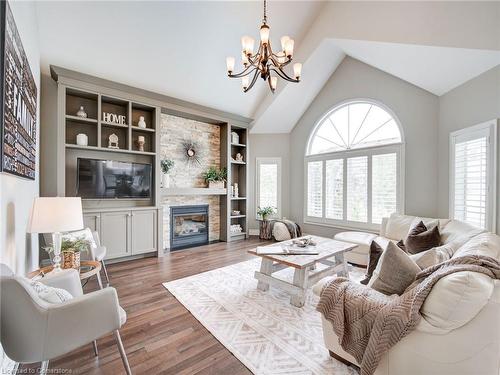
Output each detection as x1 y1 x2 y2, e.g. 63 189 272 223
162 173 170 188
138 116 147 128
76 133 88 146
76 106 87 118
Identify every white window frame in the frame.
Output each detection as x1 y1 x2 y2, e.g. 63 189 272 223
256 157 282 220
304 144 404 231
449 120 497 233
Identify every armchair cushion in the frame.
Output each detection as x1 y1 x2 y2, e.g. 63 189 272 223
29 280 73 304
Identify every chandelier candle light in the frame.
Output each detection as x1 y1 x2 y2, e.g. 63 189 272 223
226 0 302 93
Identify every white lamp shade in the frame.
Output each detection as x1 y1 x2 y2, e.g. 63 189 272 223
28 197 84 233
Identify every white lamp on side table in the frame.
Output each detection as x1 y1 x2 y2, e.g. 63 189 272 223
28 197 84 273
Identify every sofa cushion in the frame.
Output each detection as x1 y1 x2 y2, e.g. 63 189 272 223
334 231 377 246
404 225 441 255
440 220 485 245
368 242 421 295
421 233 500 330
384 213 416 240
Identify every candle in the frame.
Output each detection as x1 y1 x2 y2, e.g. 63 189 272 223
138 136 145 142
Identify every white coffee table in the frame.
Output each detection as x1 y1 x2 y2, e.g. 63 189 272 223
248 236 356 307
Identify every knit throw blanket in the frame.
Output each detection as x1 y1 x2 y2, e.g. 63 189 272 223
270 219 302 238
317 255 500 375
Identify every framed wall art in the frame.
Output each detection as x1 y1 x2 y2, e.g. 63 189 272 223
1 1 38 180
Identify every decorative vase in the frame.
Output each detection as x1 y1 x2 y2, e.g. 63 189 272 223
162 173 170 188
209 180 224 189
138 116 147 128
76 133 88 146
62 251 80 269
76 106 87 118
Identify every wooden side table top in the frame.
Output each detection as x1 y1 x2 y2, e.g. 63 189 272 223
248 235 357 269
27 260 102 280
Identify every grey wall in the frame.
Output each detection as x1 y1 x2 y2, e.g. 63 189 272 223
289 57 440 237
437 65 500 233
248 134 291 231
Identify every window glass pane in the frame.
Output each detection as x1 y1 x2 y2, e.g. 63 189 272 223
372 153 397 224
259 163 278 211
307 161 323 217
454 137 488 229
347 156 368 222
325 159 343 220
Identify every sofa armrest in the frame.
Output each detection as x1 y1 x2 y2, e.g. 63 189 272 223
43 287 122 359
39 269 84 298
379 217 389 237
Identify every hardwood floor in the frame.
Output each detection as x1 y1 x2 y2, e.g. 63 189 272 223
46 237 271 374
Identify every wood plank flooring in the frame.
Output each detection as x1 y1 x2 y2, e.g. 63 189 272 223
44 237 271 375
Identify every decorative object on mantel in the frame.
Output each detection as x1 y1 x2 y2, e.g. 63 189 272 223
230 224 243 234
235 153 244 162
233 183 239 198
257 206 275 221
161 159 175 188
225 0 302 93
108 133 119 149
202 166 227 189
182 139 202 167
138 116 147 128
1 1 38 180
76 106 87 118
136 135 145 151
231 131 239 144
103 112 126 125
76 133 88 146
44 236 90 270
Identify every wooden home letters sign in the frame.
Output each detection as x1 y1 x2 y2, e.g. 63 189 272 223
103 112 126 125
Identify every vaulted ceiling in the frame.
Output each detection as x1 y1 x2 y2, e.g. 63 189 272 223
35 1 500 133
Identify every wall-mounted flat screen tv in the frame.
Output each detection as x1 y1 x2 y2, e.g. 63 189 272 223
77 158 152 199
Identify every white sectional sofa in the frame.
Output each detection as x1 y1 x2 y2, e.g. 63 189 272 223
314 214 500 375
335 213 485 266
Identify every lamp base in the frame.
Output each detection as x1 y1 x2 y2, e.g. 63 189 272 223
50 232 63 273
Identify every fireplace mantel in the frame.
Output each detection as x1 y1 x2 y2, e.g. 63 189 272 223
161 187 227 196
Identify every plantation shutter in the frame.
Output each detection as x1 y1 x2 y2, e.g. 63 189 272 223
307 161 323 217
372 153 398 224
346 156 368 222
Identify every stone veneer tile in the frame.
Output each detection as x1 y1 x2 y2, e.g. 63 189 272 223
160 114 221 249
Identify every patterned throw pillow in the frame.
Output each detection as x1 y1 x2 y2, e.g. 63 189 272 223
360 240 384 285
30 280 73 304
368 242 421 295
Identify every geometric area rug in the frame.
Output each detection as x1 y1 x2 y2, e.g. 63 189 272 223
163 258 362 375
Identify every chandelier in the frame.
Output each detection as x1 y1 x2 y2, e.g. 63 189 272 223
225 0 302 93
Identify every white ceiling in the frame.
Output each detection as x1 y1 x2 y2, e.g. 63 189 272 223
35 1 500 133
331 39 500 96
35 1 323 119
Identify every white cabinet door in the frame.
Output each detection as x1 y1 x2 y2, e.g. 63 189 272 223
131 210 156 255
83 213 101 233
101 211 130 259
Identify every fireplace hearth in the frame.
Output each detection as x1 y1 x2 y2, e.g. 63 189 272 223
170 205 209 250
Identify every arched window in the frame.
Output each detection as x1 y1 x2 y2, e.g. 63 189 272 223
305 100 404 229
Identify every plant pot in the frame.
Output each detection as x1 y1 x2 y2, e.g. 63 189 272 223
208 180 224 189
62 251 80 269
162 173 170 188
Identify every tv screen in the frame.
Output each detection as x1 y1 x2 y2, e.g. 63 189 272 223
77 158 152 199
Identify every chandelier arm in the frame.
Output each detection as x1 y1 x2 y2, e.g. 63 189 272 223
267 75 275 92
269 67 299 83
229 65 258 79
244 69 260 93
246 52 262 67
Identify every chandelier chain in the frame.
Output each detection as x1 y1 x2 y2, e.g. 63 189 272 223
263 0 267 23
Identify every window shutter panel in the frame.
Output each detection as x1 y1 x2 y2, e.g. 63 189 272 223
307 161 323 217
325 159 343 220
372 153 397 224
347 156 368 222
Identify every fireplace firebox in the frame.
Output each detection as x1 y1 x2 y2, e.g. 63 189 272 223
170 205 209 250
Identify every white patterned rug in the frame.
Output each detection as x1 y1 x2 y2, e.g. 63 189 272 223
163 258 363 375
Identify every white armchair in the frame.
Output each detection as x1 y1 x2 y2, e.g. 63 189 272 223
0 265 130 374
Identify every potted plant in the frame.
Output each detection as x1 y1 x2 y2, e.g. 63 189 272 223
257 206 275 221
44 236 89 269
161 159 175 188
202 166 227 189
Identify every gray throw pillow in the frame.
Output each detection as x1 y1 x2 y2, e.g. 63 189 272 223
368 241 421 295
404 224 441 254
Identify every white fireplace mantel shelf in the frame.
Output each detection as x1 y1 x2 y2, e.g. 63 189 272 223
161 187 227 196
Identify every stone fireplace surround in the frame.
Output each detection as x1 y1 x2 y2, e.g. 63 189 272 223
160 113 221 250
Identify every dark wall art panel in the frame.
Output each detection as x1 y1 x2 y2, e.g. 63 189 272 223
1 1 38 180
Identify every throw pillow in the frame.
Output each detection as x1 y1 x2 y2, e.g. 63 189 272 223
360 240 384 285
405 225 441 254
410 243 455 270
29 280 73 304
397 221 427 252
368 241 421 295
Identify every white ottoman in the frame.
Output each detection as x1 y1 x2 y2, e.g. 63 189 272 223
334 231 377 266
